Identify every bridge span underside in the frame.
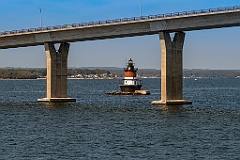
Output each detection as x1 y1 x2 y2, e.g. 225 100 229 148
1 7 240 104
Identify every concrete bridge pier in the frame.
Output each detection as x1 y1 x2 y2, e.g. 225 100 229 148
38 42 76 102
152 31 192 105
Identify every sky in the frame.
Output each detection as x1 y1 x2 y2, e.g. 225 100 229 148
0 0 240 69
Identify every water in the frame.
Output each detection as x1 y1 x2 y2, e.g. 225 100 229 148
0 78 240 159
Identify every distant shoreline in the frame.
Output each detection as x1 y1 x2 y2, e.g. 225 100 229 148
0 77 160 80
1 77 240 80
2 68 240 79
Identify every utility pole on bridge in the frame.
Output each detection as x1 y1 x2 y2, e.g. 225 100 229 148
38 7 42 28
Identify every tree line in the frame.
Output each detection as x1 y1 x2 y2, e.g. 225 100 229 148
0 68 111 79
183 69 240 78
0 69 46 79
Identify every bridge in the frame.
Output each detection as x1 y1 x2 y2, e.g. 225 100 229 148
1 6 240 104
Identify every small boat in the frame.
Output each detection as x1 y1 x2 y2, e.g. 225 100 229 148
119 58 142 92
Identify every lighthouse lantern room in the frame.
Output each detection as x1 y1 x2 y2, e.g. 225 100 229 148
120 58 142 92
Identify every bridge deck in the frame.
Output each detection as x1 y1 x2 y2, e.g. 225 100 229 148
1 6 240 49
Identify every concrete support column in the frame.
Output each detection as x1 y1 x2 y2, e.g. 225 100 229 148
152 32 192 105
38 42 76 102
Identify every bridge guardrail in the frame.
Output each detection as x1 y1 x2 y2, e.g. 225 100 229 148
1 6 240 36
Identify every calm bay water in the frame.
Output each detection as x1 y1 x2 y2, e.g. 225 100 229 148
0 78 240 159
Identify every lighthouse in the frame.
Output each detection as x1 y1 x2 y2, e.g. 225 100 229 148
119 58 142 92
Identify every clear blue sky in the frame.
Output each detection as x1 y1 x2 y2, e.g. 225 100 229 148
0 0 240 69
